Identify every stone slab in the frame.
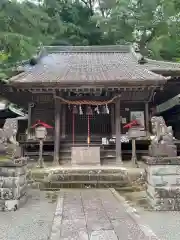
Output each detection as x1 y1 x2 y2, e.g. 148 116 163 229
146 184 180 199
146 165 180 176
146 174 180 187
0 175 26 188
90 230 118 240
0 158 27 167
49 189 157 240
143 156 180 165
0 184 27 200
0 193 27 211
0 166 27 177
147 196 180 211
71 147 100 165
48 172 127 182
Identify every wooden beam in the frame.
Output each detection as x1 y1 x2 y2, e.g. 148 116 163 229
61 104 66 138
115 98 122 164
53 99 61 164
27 103 34 134
111 104 115 135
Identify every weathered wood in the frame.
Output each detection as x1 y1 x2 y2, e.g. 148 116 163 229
115 98 122 163
27 103 34 136
53 99 61 164
145 102 149 133
38 140 44 168
111 104 115 135
131 139 137 165
61 104 66 138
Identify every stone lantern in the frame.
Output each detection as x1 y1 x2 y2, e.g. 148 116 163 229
31 120 53 168
35 126 47 140
123 120 146 166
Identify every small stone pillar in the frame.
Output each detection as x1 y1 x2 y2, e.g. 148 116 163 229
0 158 28 211
144 157 180 210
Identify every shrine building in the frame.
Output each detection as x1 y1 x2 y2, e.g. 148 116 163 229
1 44 180 164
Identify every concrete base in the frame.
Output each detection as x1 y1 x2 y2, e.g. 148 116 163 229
0 194 27 211
71 146 100 165
145 163 180 211
0 158 28 211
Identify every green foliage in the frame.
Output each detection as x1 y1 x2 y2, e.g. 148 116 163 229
1 0 180 80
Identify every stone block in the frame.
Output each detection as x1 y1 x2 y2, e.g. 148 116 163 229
0 184 27 200
147 196 180 211
0 194 27 211
146 184 180 199
146 165 180 176
0 175 26 188
0 157 27 167
143 156 180 165
146 174 180 187
0 157 28 211
0 165 27 177
71 147 100 165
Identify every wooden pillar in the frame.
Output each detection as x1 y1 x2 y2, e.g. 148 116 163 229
27 103 33 131
27 102 33 139
111 104 115 136
61 104 66 138
131 138 137 165
115 98 122 164
53 99 61 164
145 102 149 134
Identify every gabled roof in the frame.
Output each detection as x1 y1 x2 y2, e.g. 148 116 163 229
8 45 168 87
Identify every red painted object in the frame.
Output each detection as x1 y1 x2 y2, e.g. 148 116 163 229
123 120 140 129
31 120 53 129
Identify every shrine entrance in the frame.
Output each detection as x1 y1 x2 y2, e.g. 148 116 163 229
66 105 111 137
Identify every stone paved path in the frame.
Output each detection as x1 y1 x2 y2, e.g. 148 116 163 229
49 189 158 240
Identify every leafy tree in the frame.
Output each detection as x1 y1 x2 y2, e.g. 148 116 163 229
1 0 180 81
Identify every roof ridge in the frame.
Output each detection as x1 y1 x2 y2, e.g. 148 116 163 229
43 45 131 53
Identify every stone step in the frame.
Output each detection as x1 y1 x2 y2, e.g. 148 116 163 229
58 155 116 161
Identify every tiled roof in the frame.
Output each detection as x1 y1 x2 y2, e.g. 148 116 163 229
145 58 180 72
9 45 167 86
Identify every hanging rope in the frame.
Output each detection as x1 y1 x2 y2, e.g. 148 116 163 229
87 115 90 146
54 95 120 105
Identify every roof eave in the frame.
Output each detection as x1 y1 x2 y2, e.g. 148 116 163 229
8 78 167 89
150 68 180 76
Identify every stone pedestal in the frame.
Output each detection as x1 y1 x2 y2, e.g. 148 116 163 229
71 147 100 165
144 156 180 210
0 158 28 211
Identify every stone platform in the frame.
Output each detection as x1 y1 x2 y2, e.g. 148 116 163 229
49 189 158 240
144 156 180 210
0 158 28 211
30 165 131 189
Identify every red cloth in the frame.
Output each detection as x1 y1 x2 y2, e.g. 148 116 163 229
31 120 53 129
123 120 140 129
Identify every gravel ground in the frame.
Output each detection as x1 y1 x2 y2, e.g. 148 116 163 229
0 190 57 240
136 206 180 240
120 190 180 240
